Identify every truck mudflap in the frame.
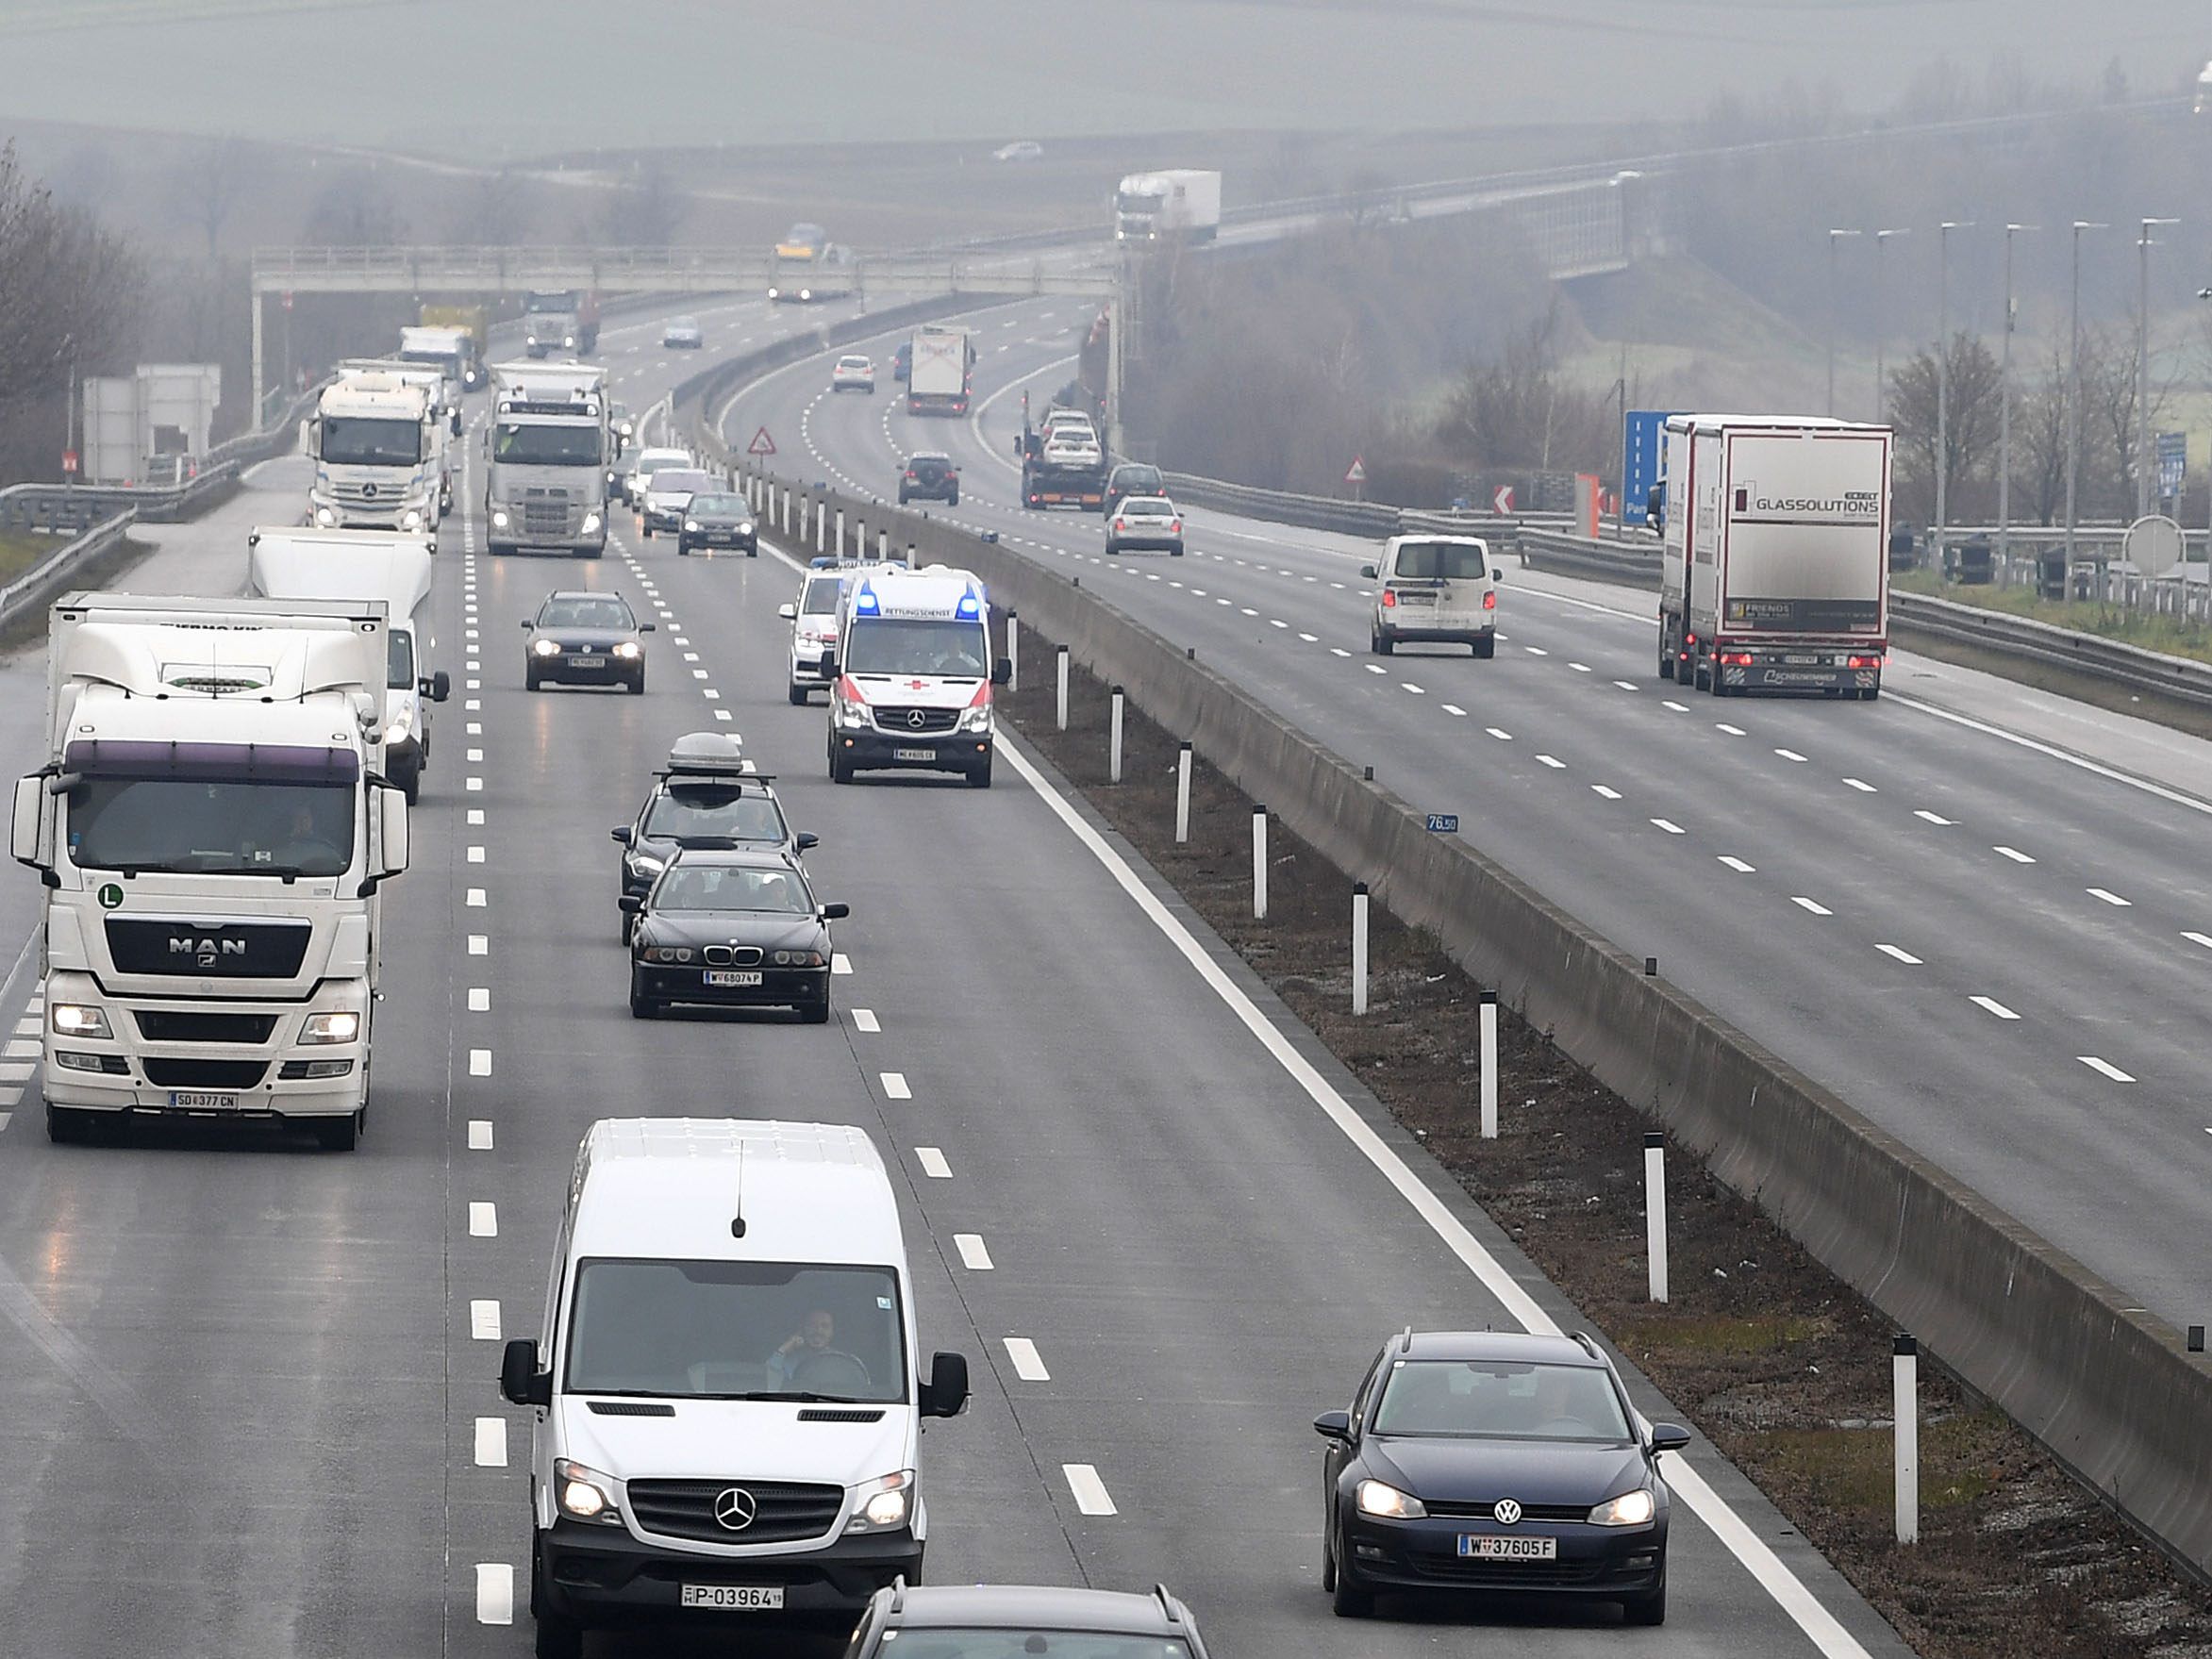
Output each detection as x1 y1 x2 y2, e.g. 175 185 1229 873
1715 643 1885 695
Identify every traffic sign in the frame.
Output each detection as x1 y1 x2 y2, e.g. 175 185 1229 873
60 449 78 475
1424 813 1460 834
2157 430 2187 502
1622 409 1679 525
746 426 777 457
1491 484 1515 514
1344 455 1367 486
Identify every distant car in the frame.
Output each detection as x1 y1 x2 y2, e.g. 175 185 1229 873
522 589 654 693
613 732 813 932
624 445 691 506
891 341 912 382
662 316 704 349
991 141 1045 163
831 355 877 394
1106 495 1183 556
844 1584 1211 1659
898 452 960 506
1314 1329 1687 1625
1362 534 1497 657
1105 462 1165 514
1043 434 1102 469
607 403 635 445
678 492 757 556
640 467 712 537
1042 410 1097 441
624 848 846 1022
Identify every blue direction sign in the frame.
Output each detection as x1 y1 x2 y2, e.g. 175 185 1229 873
1424 813 1460 834
1622 410 1680 526
2157 431 2187 503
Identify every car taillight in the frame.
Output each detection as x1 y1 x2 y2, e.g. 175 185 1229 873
1382 590 1397 608
906 471 917 479
1170 521 1181 533
1483 589 1497 609
1114 519 1126 530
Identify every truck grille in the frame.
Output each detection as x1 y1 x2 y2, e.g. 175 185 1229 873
134 1010 280 1044
107 919 312 978
143 1058 269 1090
873 706 957 735
522 491 575 537
624 1480 842 1546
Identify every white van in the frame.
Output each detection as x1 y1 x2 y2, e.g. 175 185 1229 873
1361 534 1499 657
823 565 1010 788
500 1119 971 1657
246 525 451 802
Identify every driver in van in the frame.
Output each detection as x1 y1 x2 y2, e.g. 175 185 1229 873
767 1308 837 1387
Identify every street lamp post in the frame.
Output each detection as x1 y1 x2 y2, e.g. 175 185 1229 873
1935 222 1972 561
2137 218 2180 520
1998 225 2037 570
1874 229 1910 423
2066 222 2108 571
1828 228 1861 418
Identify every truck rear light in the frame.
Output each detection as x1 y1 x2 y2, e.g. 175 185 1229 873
1483 589 1497 609
1848 655 1885 670
1721 652 1754 666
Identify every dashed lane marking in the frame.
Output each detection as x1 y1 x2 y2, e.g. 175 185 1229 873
955 1234 993 1270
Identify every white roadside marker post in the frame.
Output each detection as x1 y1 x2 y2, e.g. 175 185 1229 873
1644 1132 1669 1302
1351 883 1370 1015
1252 805 1269 920
1006 611 1019 691
1056 646 1070 731
1174 741 1191 843
1479 990 1499 1138
1108 686 1124 783
1894 1334 1920 1545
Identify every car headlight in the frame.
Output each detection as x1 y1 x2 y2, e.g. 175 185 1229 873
556 1459 623 1525
684 519 700 533
532 639 559 656
301 1010 361 1045
581 512 602 535
314 506 337 526
640 945 694 964
627 852 666 877
1588 1488 1656 1527
1355 1479 1426 1520
563 335 575 348
491 509 509 529
614 641 640 660
957 705 992 734
771 949 825 967
50 1004 109 1038
401 509 424 531
845 1470 912 1533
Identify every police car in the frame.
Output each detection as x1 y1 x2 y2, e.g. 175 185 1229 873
823 567 1009 788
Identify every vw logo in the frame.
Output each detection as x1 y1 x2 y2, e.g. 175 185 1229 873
712 1486 758 1531
906 709 926 729
1491 1498 1522 1526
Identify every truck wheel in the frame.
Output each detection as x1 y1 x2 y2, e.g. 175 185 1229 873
1658 636 1677 680
1860 685 1882 701
1170 544 1183 556
676 540 690 556
789 685 811 706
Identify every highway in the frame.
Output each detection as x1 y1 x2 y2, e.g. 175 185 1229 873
0 295 1912 1656
719 297 2212 1337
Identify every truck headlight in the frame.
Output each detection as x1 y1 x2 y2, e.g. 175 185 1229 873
614 641 640 659
491 509 509 529
401 509 424 531
581 512 602 535
532 639 559 656
1355 1479 1425 1520
314 506 337 526
845 1470 912 1533
1588 1488 1655 1527
555 1459 623 1525
957 705 992 734
301 1010 361 1045
50 1004 109 1038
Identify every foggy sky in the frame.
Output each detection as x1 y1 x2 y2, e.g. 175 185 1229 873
0 0 2206 157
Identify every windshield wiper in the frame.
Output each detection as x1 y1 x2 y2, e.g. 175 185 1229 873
728 1390 864 1404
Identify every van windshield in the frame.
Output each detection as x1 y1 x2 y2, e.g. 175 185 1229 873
1393 541 1488 580
565 1258 907 1402
844 617 987 677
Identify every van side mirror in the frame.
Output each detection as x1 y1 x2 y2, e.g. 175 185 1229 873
11 774 47 871
777 604 797 621
919 1351 970 1418
427 671 452 702
1312 1409 1353 1444
1490 568 1505 584
1649 1422 1691 1454
990 659 1012 687
610 826 634 845
501 1338 551 1407
794 832 819 853
1359 563 1378 579
821 902 850 921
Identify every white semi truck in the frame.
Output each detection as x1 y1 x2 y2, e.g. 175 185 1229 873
307 372 443 535
9 593 411 1149
247 527 450 803
906 325 973 416
486 361 612 559
1657 415 1892 699
1113 169 1222 244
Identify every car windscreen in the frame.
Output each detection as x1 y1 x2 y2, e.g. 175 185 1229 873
1372 1360 1631 1442
839 357 871 369
1116 467 1162 489
494 423 601 466
844 617 988 678
652 863 813 913
886 1638 1189 1659
321 415 422 466
642 788 788 844
540 599 633 631
566 1258 906 1402
649 470 710 494
637 451 690 473
1121 499 1174 517
388 629 415 691
1392 541 1488 581
688 495 746 517
67 778 355 877
801 577 841 615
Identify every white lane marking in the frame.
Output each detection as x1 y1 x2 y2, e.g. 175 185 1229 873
0 1063 31 1082
1717 723 1745 736
1993 846 2036 864
1330 647 1351 657
852 1008 880 1033
1775 748 1807 763
832 953 853 974
468 935 488 954
1486 727 1511 740
881 1071 911 1100
467 808 484 825
1299 632 1318 642
2087 888 2131 907
468 1202 497 1236
954 1234 993 1270
466 722 483 735
2185 931 2212 951
468 846 485 864
703 688 721 700
1791 897 1833 916
468 1120 494 1150
1271 619 1289 629
1663 700 1689 711
1365 663 1387 675
684 652 700 662
466 679 480 690
1970 996 2021 1020
474 1563 514 1626
1063 1464 1117 1516
1524 646 1548 655
468 988 491 1013
469 1049 491 1076
1651 819 1685 835
997 734 1884 1658
2 1038 37 1059
466 748 483 763
470 1300 501 1340
1614 679 1638 691
1538 755 1565 769
474 1417 508 1468
1591 785 1622 800
466 777 482 792
1914 810 1954 825
1401 682 1425 695
1004 1337 1051 1381
1876 944 1923 965
1570 661 1591 672
1719 855 1756 872
714 708 732 721
2079 1055 2136 1083
916 1146 952 1179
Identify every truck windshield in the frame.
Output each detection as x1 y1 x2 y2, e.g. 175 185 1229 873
565 1258 907 1402
399 350 461 374
67 779 355 877
1116 191 1164 214
524 292 577 314
322 416 422 466
388 630 415 691
845 617 988 677
494 423 602 466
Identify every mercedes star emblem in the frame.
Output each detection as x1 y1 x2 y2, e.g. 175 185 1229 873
1491 1498 1522 1526
712 1486 758 1531
906 709 926 729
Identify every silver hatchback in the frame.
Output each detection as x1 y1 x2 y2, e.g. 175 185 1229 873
1364 535 1498 657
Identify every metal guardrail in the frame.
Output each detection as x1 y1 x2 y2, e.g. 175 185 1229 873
0 509 136 634
1159 470 1574 541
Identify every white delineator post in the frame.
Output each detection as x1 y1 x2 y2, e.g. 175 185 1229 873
836 506 846 555
1006 611 1019 691
878 528 889 560
1056 646 1070 731
1252 805 1268 920
1894 1334 1920 1545
1478 990 1499 1138
1108 686 1124 783
1644 1132 1668 1302
815 498 826 555
1174 741 1191 842
1351 883 1370 1015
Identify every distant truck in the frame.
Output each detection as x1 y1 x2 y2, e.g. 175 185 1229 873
307 372 442 535
1113 170 1222 244
524 289 600 357
1017 406 1108 511
486 361 612 558
398 325 480 408
768 222 857 303
418 305 490 390
1657 415 1892 700
906 325 973 416
335 359 457 515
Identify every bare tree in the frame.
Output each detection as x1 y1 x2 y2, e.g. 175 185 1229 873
178 136 253 258
2008 338 2071 526
302 168 405 246
596 160 688 246
1434 297 1612 477
1887 333 2004 523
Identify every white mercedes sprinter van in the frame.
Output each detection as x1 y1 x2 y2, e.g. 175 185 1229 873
500 1119 970 1658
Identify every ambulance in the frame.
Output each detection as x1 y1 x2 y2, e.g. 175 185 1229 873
823 566 1009 788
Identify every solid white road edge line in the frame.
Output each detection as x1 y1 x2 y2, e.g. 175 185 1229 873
997 736 1874 1658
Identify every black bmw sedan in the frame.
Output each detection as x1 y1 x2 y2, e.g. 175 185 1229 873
623 848 846 1021
1314 1329 1688 1625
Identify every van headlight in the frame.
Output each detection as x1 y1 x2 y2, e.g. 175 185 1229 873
556 1459 623 1525
957 705 992 734
491 509 509 529
50 1004 109 1038
301 1010 361 1045
845 1470 912 1533
836 698 870 730
1588 1488 1655 1527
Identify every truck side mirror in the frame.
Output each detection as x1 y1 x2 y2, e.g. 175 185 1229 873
11 775 46 870
374 784 409 882
427 671 451 703
501 1338 551 1407
919 1351 970 1418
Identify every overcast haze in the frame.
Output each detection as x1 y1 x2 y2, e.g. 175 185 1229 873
0 0 2206 155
